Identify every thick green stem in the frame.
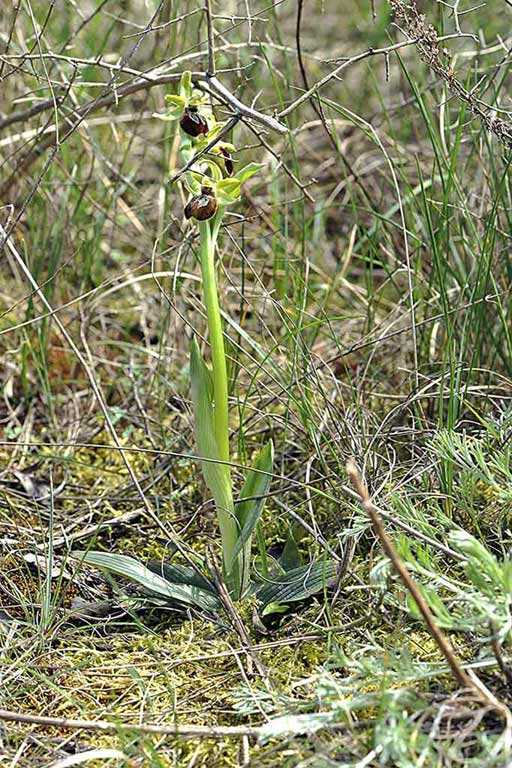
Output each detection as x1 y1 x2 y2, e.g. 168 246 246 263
198 219 240 593
199 220 230 463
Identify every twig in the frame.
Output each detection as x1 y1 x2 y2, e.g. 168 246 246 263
168 115 240 185
244 121 314 201
0 708 258 739
279 39 419 119
204 0 216 76
346 459 479 692
0 72 287 199
207 547 272 685
48 509 143 551
278 33 481 121
347 459 512 738
388 0 512 150
200 75 288 134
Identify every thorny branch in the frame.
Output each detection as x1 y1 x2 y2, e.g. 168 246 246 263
389 0 512 150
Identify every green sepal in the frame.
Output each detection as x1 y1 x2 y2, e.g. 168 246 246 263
235 162 264 183
216 178 241 205
164 94 187 108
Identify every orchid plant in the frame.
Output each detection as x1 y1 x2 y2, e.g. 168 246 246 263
77 73 337 614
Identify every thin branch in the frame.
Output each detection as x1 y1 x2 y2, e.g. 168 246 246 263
168 114 240 185
389 0 512 149
0 72 287 198
278 33 478 120
200 75 288 134
0 708 259 739
346 459 478 692
346 459 512 734
204 0 216 76
279 39 420 119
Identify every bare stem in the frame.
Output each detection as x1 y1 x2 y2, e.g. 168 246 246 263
204 0 216 76
346 459 476 692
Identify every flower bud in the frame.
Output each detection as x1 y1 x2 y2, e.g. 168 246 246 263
180 106 208 137
184 187 218 221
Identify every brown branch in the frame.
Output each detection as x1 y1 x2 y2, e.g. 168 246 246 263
279 39 420 119
345 459 476 692
388 0 512 150
204 0 216 76
0 708 258 739
346 459 512 732
200 74 288 134
0 72 287 200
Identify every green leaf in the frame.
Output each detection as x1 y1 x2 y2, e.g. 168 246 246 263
235 162 264 184
147 560 215 594
257 560 337 608
190 340 233 514
261 601 289 617
74 551 220 612
279 528 303 571
228 440 274 570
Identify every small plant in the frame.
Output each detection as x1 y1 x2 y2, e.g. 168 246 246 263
76 73 337 611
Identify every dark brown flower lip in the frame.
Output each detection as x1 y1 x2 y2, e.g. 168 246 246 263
184 190 218 220
180 106 208 137
219 147 233 176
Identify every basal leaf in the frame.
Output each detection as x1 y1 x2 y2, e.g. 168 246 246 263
74 551 220 612
279 528 303 572
257 559 337 608
147 560 216 594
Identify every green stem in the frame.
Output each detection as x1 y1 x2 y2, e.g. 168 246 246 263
199 220 230 463
198 218 241 594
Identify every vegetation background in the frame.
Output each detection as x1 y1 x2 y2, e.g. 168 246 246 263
1 0 512 765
